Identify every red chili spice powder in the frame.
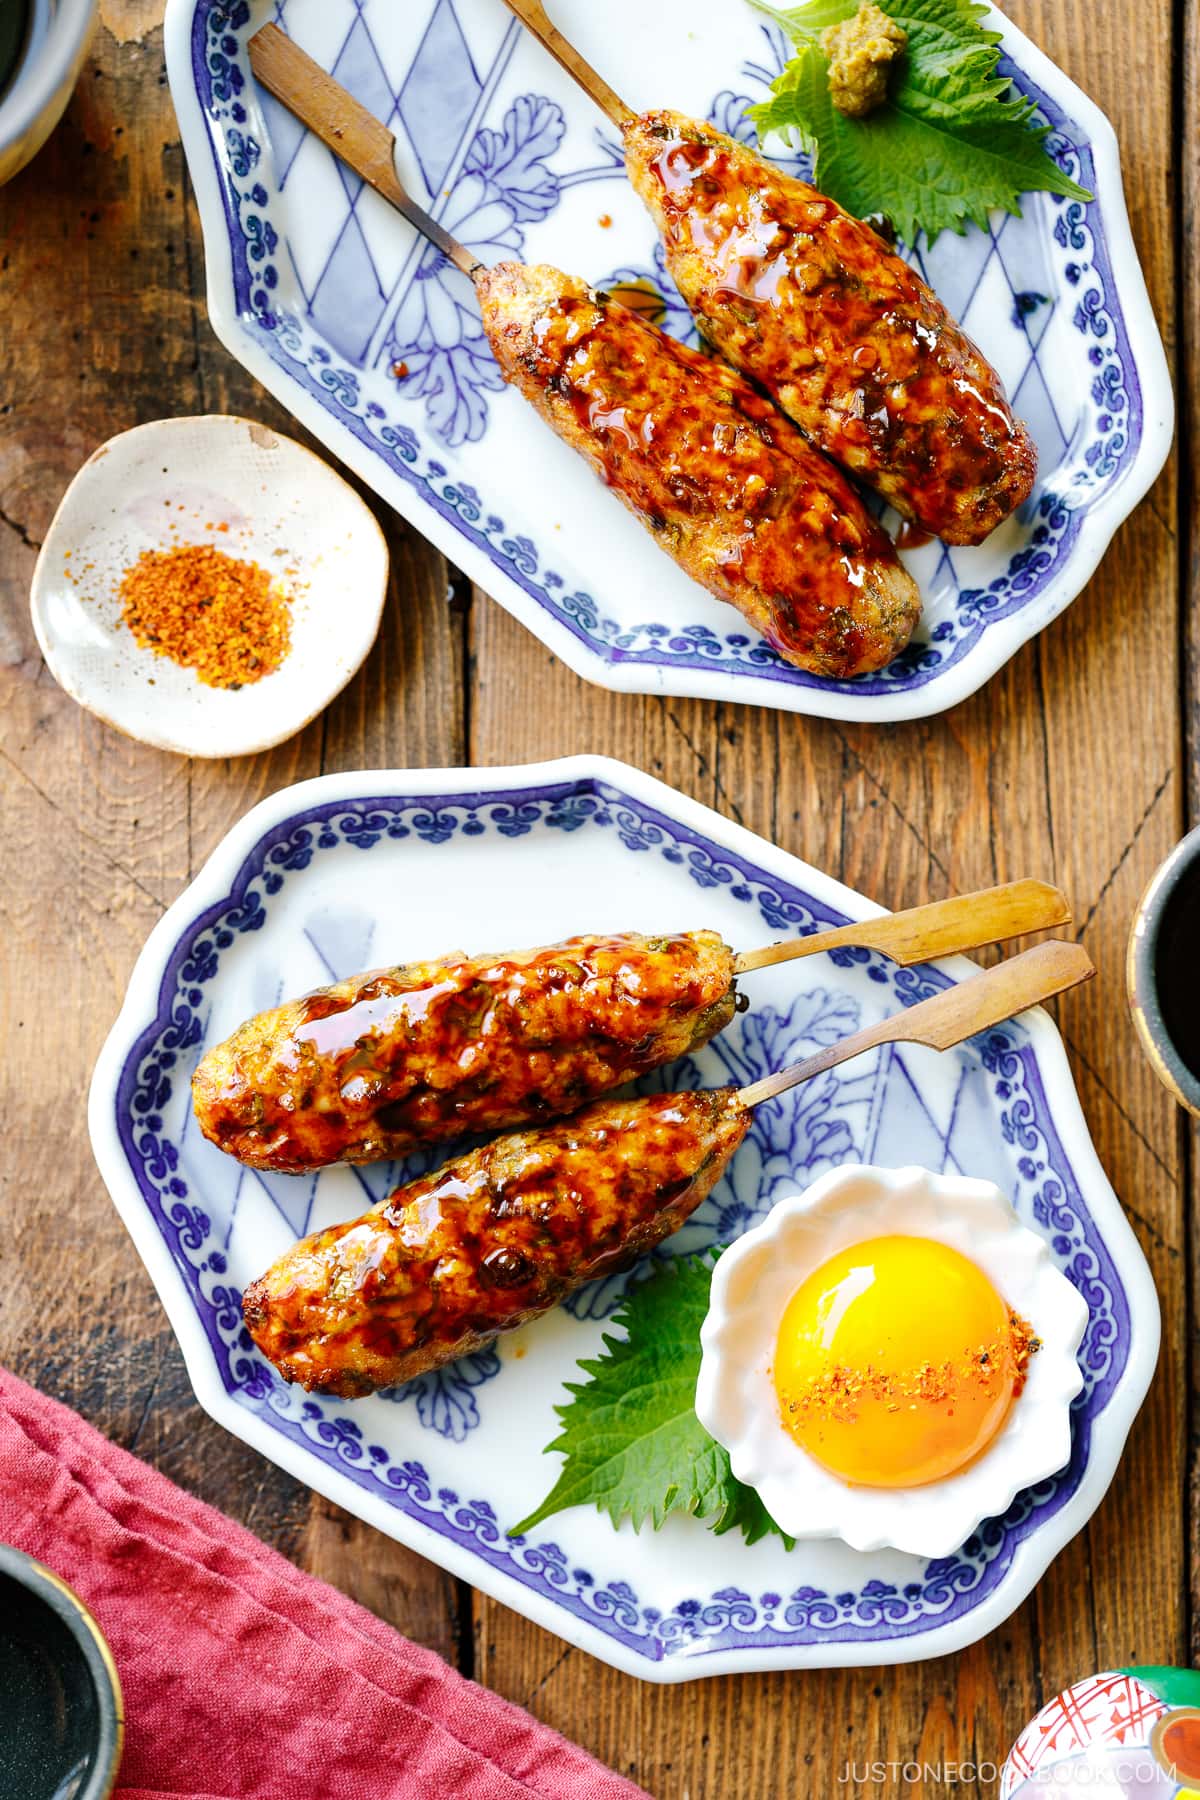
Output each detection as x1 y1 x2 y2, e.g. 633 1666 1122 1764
780 1311 1042 1428
119 542 292 689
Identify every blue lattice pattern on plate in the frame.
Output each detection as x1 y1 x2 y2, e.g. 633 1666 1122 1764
183 0 1154 711
113 775 1128 1666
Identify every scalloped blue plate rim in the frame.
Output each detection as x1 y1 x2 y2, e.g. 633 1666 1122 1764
163 0 1173 723
87 754 1162 1679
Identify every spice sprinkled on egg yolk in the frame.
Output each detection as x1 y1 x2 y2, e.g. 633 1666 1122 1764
774 1235 1039 1488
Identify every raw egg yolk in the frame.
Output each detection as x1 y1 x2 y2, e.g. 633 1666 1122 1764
773 1235 1023 1489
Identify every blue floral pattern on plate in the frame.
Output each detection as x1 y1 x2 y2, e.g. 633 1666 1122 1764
383 93 566 446
98 766 1155 1675
167 0 1171 720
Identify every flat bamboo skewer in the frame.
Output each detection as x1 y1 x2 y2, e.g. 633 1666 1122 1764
500 0 634 128
248 26 485 278
731 879 1070 975
739 939 1094 1107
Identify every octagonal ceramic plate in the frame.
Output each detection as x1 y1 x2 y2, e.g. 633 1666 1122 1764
164 0 1171 722
89 756 1159 1678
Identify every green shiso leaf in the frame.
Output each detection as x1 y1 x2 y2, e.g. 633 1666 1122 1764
510 1250 794 1549
747 0 1092 244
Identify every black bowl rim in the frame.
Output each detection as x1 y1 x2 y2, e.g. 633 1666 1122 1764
1127 823 1200 1116
0 1541 124 1800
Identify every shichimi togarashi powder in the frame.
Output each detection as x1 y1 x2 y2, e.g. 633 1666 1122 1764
780 1312 1042 1427
118 542 292 688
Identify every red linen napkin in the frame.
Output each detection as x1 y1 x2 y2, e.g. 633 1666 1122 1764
0 1367 647 1800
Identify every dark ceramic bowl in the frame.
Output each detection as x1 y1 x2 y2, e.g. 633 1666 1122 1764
0 0 97 186
0 1543 124 1800
1128 824 1200 1115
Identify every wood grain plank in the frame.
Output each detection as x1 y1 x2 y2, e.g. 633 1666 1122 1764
0 13 318 1556
0 11 467 1658
1179 0 1200 1670
467 0 1182 1789
1005 0 1186 1709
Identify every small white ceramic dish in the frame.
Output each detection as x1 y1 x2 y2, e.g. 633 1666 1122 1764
696 1164 1090 1559
30 414 389 759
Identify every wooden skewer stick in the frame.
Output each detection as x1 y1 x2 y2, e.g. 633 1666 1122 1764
501 0 634 129
739 939 1093 1108
732 879 1070 976
248 25 484 278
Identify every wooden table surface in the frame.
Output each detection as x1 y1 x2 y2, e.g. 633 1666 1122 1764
0 2 1190 1793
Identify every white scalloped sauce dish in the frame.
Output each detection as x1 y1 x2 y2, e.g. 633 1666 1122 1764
696 1165 1090 1558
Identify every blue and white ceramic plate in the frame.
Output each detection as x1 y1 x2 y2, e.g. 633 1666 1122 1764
165 1 1171 723
90 757 1159 1678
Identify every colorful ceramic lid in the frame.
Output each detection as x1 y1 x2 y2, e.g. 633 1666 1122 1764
1002 1668 1200 1798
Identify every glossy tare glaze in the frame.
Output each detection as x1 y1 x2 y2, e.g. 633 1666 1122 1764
192 929 737 1172
477 262 920 678
623 112 1038 546
243 1088 751 1396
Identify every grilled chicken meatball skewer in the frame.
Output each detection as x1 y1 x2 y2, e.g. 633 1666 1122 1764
623 111 1037 546
502 1 1037 546
243 942 1092 1398
247 26 920 678
193 883 1070 1175
478 261 918 673
245 1088 750 1397
194 931 738 1175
